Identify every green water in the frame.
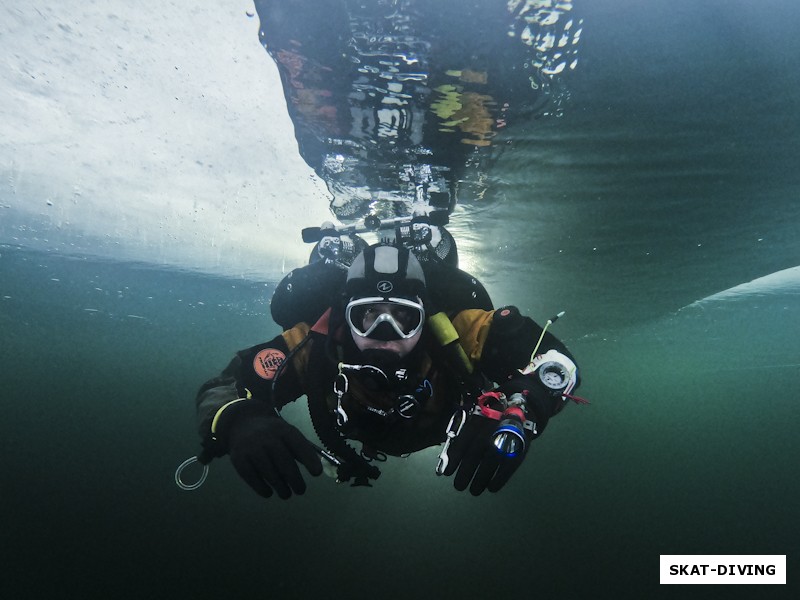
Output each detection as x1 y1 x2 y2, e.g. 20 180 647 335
2 0 799 597
1 246 796 598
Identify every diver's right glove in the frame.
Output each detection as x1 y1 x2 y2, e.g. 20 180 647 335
214 400 322 499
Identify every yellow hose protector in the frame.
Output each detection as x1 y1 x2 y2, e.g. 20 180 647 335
428 312 474 374
428 312 460 344
210 398 247 435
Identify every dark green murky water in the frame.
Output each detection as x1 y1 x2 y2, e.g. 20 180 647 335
2 0 799 598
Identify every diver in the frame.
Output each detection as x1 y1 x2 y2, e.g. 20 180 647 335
191 243 582 498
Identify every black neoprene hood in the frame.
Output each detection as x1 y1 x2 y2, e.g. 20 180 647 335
345 244 426 300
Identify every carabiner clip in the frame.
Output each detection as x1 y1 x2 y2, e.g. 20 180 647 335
334 371 349 427
435 408 467 475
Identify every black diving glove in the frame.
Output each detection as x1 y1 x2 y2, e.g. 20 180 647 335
443 378 554 495
217 400 323 499
442 412 531 495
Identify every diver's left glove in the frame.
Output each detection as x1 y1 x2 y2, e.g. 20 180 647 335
441 411 532 496
442 379 552 496
213 400 323 499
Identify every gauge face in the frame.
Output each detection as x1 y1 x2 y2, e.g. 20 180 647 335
539 362 568 390
542 370 565 387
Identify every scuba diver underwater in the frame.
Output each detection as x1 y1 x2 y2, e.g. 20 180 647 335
176 214 586 498
170 0 588 499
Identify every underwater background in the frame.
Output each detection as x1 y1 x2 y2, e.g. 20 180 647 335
1 0 798 598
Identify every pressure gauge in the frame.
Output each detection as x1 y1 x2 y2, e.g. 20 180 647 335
538 361 569 392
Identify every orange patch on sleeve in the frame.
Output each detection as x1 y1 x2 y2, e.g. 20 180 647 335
253 348 287 380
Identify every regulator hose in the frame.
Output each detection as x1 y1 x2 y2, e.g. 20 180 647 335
307 385 381 485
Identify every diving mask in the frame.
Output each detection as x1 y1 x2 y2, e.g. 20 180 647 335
345 296 425 341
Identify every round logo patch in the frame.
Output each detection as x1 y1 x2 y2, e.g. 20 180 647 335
377 280 393 293
253 348 286 380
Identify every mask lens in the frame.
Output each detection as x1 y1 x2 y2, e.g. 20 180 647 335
346 298 424 339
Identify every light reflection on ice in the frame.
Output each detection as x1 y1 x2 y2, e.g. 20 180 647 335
0 1 331 279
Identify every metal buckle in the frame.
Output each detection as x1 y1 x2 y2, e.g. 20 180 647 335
435 408 467 475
